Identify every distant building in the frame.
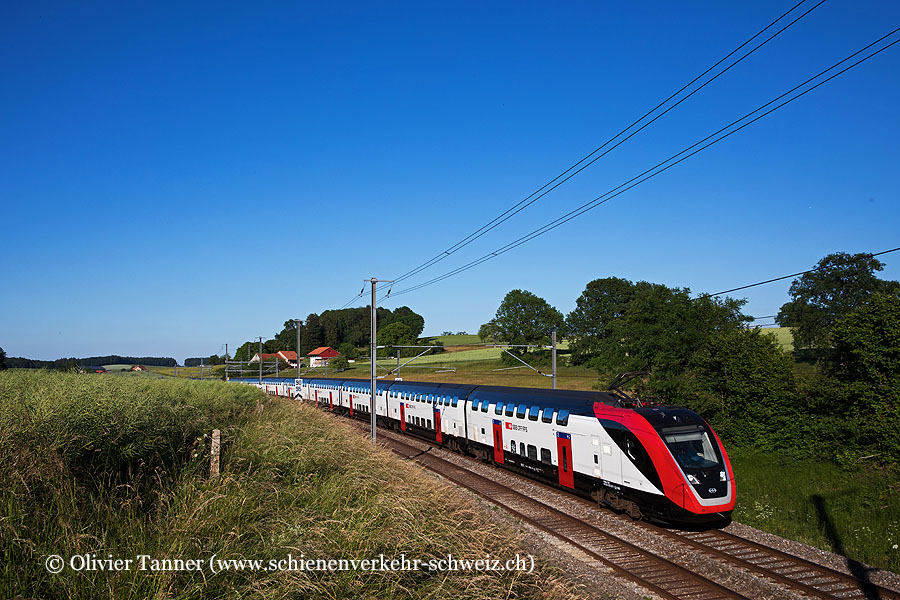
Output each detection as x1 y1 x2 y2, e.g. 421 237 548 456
131 365 148 371
249 353 279 363
307 347 340 367
249 351 300 367
277 350 299 367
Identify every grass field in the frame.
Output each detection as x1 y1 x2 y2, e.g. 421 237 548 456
755 326 794 352
730 450 900 573
422 334 481 346
0 370 576 600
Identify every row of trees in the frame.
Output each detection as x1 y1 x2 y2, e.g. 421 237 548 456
480 252 900 463
184 355 226 367
232 306 428 362
2 354 177 369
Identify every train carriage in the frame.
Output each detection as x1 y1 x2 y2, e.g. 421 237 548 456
235 375 734 526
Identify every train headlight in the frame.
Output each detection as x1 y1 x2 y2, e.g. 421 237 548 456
687 474 700 485
719 470 726 481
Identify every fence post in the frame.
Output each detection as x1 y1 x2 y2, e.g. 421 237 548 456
210 429 221 477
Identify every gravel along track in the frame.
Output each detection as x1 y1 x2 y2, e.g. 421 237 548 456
332 411 900 600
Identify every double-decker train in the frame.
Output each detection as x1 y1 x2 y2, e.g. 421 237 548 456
235 376 734 526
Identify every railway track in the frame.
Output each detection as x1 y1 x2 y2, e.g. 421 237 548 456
331 410 900 600
663 527 900 600
375 428 747 600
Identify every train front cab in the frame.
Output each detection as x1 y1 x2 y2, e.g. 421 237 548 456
627 406 735 525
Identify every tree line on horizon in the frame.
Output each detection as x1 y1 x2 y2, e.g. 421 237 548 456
231 306 428 364
2 354 177 370
478 251 900 465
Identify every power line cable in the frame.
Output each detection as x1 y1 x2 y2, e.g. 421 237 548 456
385 29 900 298
703 246 900 297
386 0 824 290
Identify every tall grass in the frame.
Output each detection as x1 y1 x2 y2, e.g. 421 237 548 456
0 371 574 599
731 450 900 573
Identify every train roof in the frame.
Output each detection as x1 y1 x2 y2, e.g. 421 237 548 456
302 377 622 415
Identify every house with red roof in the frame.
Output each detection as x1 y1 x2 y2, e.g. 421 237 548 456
277 351 298 367
249 351 301 367
307 347 340 367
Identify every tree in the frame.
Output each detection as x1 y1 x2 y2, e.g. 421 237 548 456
391 306 425 339
233 342 254 362
493 289 565 348
776 251 900 349
826 292 900 462
830 292 900 387
0 346 6 371
566 278 748 377
301 313 324 355
478 320 499 343
330 355 350 371
274 320 299 353
377 322 415 356
688 329 797 449
566 277 635 366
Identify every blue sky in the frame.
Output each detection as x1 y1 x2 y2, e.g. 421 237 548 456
2 1 898 362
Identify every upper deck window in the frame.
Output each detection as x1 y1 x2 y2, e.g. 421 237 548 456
516 404 526 419
528 406 540 421
556 409 570 426
541 407 554 423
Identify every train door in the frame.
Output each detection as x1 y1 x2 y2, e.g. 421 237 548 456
329 391 333 410
600 438 622 485
400 403 406 431
314 390 319 408
349 394 354 417
492 420 504 464
556 432 574 488
434 407 442 443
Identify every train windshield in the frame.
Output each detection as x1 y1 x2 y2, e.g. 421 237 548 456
661 425 721 469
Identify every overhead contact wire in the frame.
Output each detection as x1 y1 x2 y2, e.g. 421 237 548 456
384 0 823 293
386 30 900 298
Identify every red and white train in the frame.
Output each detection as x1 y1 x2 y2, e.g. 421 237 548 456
239 376 735 525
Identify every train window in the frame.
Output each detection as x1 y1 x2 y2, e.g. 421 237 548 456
540 448 552 464
471 399 479 411
541 407 554 423
562 446 568 472
427 420 432 429
451 397 458 407
527 445 537 460
510 440 516 452
594 455 598 464
495 402 504 415
556 409 570 426
480 402 488 413
516 404 526 419
505 404 514 417
519 442 526 456
528 406 540 421
481 427 485 435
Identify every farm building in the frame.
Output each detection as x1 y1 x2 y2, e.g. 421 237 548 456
307 347 340 367
249 351 300 367
277 350 298 367
131 365 147 371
